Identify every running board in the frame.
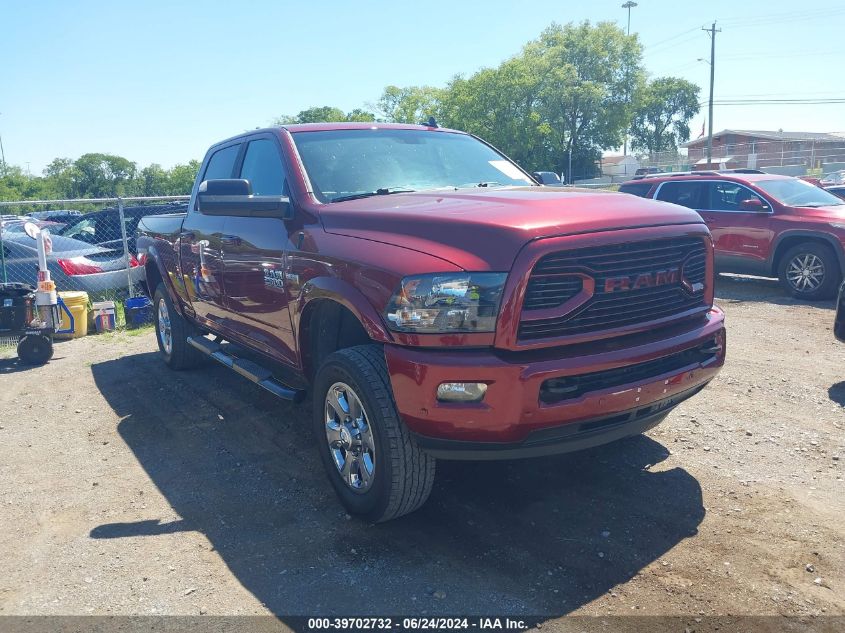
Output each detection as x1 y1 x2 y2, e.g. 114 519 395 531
187 336 306 403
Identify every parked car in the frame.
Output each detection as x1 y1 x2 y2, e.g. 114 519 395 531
825 185 845 201
820 170 845 186
619 171 845 300
0 228 143 294
532 171 564 186
634 166 660 177
29 209 82 221
138 122 725 522
60 203 188 254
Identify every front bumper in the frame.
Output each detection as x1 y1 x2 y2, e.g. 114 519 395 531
384 308 726 458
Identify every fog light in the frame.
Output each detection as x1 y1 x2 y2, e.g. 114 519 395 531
436 382 488 403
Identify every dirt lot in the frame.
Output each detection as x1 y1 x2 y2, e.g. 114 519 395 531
0 275 843 625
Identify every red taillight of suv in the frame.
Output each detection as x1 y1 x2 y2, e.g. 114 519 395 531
129 254 141 267
56 257 104 276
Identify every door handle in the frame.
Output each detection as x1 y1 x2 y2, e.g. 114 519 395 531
221 235 242 246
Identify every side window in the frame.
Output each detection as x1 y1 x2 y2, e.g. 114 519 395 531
655 181 708 209
708 182 765 211
202 144 241 181
619 183 653 198
239 139 286 196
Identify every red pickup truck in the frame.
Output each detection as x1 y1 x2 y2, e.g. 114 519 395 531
137 123 726 521
620 171 845 300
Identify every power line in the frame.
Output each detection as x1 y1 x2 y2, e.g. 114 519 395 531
642 26 702 52
704 99 845 105
719 6 845 28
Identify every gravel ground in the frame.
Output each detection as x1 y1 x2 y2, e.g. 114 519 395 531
0 275 842 626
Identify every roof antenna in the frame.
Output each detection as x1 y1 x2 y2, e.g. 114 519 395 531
422 116 439 128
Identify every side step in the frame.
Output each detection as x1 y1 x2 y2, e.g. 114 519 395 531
187 336 306 403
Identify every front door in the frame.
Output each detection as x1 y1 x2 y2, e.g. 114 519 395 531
655 179 773 274
220 136 298 366
698 181 774 273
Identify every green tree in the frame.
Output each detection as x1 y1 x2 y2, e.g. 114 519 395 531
376 85 442 123
274 106 377 125
438 21 643 181
166 160 200 195
139 163 168 196
630 77 701 155
72 153 137 197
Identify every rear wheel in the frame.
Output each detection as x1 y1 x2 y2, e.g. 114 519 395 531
778 242 840 300
153 283 204 369
312 344 435 522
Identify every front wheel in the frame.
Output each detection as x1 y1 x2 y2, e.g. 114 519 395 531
778 242 841 301
312 345 435 522
153 283 204 370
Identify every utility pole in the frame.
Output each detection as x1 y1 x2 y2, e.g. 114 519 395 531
621 1 637 157
703 22 720 166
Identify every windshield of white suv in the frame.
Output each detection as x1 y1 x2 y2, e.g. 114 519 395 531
291 129 534 203
755 178 844 207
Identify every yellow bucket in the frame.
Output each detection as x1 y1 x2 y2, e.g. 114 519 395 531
55 291 90 339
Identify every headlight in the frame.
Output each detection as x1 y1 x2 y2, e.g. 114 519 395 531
385 272 507 333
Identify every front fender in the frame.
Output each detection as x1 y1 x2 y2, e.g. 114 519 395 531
294 277 394 345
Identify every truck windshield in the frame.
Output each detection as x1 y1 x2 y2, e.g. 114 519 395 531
290 128 533 203
755 178 844 207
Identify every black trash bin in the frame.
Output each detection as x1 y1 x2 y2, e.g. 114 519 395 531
0 283 36 334
0 283 53 365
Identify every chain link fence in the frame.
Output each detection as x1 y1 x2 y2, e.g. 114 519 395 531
0 196 188 351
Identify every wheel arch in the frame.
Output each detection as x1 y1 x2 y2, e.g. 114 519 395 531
769 231 845 276
296 278 394 380
143 246 189 318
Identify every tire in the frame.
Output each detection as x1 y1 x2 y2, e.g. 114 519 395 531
153 283 204 370
777 242 841 301
312 344 436 522
17 334 53 365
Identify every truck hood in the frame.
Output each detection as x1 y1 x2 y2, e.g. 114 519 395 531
319 187 704 270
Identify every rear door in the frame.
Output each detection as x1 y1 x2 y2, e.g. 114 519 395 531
180 142 241 329
220 135 298 366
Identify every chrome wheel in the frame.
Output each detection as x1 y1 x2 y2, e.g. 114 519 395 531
157 298 172 355
324 382 376 493
786 253 825 292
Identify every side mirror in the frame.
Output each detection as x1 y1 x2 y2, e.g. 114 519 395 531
739 198 766 211
197 179 293 219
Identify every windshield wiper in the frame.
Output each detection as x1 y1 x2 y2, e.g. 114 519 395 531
331 187 415 203
796 202 842 207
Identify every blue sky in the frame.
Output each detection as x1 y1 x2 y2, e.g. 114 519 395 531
2 0 843 173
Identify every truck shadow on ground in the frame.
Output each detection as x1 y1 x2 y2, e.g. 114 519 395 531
714 273 836 309
90 352 704 617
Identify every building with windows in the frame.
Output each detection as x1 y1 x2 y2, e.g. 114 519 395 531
683 130 845 171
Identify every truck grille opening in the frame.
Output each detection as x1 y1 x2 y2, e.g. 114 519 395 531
520 237 707 340
539 337 720 405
